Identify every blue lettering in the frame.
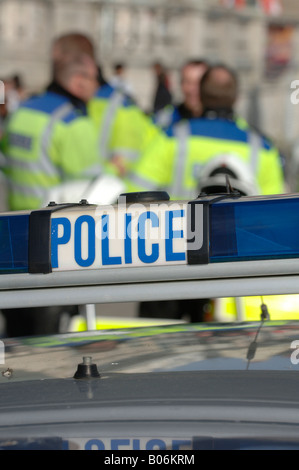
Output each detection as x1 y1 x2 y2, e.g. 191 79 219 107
146 439 167 450
102 215 122 265
165 210 186 262
138 211 159 264
61 440 70 450
111 439 130 450
132 439 140 450
51 217 71 269
85 439 105 450
74 216 95 267
125 213 132 264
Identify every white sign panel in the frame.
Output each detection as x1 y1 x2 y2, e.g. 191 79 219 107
51 202 204 272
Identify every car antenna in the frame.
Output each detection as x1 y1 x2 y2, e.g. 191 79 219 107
225 174 241 195
246 297 270 370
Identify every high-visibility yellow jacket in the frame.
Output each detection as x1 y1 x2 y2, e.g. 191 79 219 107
88 84 160 176
215 295 299 322
3 89 102 211
126 116 285 199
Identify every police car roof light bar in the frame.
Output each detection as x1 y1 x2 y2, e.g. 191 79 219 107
0 192 299 308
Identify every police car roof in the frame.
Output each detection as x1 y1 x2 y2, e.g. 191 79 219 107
2 320 299 450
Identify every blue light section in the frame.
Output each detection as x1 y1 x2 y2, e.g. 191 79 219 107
210 196 299 262
0 214 29 273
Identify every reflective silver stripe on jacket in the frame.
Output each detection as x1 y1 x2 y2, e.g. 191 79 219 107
126 172 158 191
110 148 140 162
80 162 103 179
248 130 262 174
6 180 46 200
4 158 46 175
40 102 75 179
155 106 174 129
6 103 75 201
7 102 75 180
169 121 191 199
99 90 125 160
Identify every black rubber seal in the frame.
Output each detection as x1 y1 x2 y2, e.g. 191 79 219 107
118 191 170 204
28 200 94 274
186 200 210 265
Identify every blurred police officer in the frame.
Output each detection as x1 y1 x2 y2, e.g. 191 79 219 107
88 78 161 178
154 59 209 131
126 64 285 199
152 62 173 113
1 51 101 337
110 62 134 98
52 32 162 178
127 64 285 323
88 81 161 177
4 52 100 211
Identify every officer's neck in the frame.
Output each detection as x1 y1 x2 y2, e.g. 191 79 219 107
47 81 87 115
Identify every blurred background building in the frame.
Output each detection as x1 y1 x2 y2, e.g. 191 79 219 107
1 0 299 172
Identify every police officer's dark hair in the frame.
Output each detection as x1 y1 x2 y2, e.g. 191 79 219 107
52 32 95 62
183 59 209 68
11 74 23 90
180 59 209 80
200 64 238 110
114 63 125 72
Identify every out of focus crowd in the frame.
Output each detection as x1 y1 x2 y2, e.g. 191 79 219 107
0 32 286 215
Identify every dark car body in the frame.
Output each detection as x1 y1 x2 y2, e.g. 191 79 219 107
1 320 299 450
